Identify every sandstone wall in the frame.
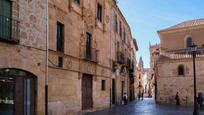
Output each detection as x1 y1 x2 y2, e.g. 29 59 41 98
157 58 204 106
0 0 47 114
159 27 204 51
47 0 136 114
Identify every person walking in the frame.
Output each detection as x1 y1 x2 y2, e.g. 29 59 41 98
138 90 141 100
175 92 180 105
123 92 128 105
197 93 203 109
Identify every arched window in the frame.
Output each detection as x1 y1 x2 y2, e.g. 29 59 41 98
186 37 192 48
178 65 184 76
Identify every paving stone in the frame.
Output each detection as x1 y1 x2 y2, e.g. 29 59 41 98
84 98 204 115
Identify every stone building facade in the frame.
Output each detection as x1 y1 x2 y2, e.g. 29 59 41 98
143 68 154 97
0 0 138 114
135 57 144 99
0 0 46 115
48 0 138 114
149 44 160 101
156 18 204 106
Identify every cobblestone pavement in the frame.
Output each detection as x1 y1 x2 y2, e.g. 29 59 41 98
85 98 204 115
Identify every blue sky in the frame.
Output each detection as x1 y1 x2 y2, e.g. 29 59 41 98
117 0 204 68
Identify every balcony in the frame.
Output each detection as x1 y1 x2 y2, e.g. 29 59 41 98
125 58 131 68
112 61 116 72
81 46 98 63
117 51 124 64
129 62 134 72
129 75 134 84
0 15 19 44
161 48 204 59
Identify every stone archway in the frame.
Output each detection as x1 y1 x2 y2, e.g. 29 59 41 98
0 68 37 115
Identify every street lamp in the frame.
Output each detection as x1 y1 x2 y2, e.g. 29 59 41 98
190 43 198 115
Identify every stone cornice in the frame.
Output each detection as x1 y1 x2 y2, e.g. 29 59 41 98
158 56 204 64
158 75 204 78
158 24 204 35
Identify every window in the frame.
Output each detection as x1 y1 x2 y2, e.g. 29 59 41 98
97 3 102 22
74 0 80 5
58 57 63 67
115 15 118 33
86 32 91 58
121 81 124 96
178 65 184 76
57 22 64 52
119 21 122 37
186 37 192 48
0 0 12 40
101 80 106 91
123 28 126 41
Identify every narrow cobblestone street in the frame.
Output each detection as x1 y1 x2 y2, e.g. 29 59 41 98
85 98 204 115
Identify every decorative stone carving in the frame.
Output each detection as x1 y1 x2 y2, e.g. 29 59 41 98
66 59 72 69
80 62 95 75
83 8 94 32
106 15 109 24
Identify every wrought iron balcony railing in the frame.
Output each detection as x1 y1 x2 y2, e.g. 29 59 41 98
117 51 124 64
129 62 135 72
81 46 98 63
129 75 135 84
0 15 19 43
161 48 204 59
126 58 131 68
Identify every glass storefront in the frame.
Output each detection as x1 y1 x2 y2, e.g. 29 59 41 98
0 69 36 115
0 77 15 115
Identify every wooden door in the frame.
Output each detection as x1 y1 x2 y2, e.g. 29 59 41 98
15 77 24 115
121 81 124 100
82 74 93 110
30 77 35 115
112 79 115 104
15 76 36 115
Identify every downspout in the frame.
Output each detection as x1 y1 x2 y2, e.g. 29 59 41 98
45 0 49 115
109 5 112 108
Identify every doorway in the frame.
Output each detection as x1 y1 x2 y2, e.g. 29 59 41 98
0 69 36 115
82 74 93 110
121 81 124 101
112 79 116 104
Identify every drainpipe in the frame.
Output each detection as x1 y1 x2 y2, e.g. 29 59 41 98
45 0 49 115
110 6 112 108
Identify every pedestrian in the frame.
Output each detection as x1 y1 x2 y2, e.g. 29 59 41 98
123 92 128 105
197 93 203 109
175 92 180 105
141 89 144 100
138 90 141 100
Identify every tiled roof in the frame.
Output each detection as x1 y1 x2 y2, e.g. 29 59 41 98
159 18 204 32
